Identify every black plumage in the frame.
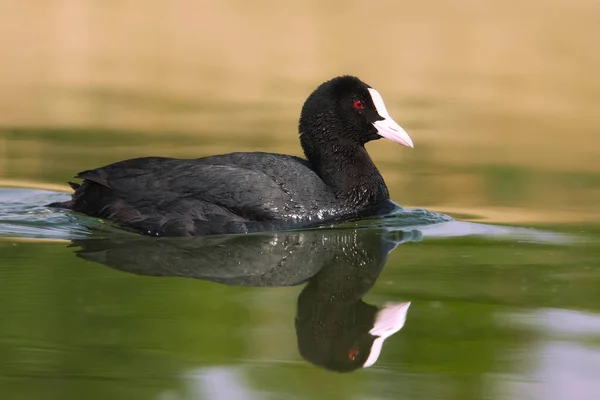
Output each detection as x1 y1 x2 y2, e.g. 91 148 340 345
50 76 414 236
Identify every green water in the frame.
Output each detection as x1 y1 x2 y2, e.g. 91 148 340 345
0 186 599 399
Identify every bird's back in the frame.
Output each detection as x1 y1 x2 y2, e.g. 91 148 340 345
62 152 341 235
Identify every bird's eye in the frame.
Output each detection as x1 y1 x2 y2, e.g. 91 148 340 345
353 100 365 110
348 345 360 360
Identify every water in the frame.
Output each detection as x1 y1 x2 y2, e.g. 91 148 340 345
2 0 600 399
1 187 598 399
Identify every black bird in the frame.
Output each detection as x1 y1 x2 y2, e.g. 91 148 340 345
52 75 414 236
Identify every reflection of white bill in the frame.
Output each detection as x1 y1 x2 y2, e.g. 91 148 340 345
364 302 411 368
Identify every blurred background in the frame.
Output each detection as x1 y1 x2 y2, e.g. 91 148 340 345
1 0 599 222
1 2 600 400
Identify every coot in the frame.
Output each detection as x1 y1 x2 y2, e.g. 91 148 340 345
52 75 414 236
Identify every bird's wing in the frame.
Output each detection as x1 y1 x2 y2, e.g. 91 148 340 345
76 156 304 220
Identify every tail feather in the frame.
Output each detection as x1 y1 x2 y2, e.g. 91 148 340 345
68 181 80 190
46 200 74 208
46 180 82 209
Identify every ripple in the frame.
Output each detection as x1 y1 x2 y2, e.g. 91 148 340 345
0 188 122 240
0 188 581 245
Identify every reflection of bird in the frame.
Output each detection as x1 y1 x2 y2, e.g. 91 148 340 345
73 227 413 372
294 231 410 372
51 76 414 236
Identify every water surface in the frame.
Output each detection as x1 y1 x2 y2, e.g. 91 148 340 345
1 188 598 400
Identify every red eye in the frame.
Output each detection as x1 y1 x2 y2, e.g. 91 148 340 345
348 346 360 360
353 100 364 110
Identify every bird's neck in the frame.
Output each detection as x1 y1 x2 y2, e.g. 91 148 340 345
303 137 389 208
